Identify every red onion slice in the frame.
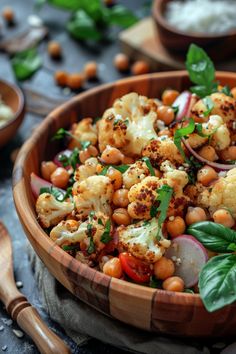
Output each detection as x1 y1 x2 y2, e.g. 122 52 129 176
54 149 72 167
173 91 192 121
183 139 236 170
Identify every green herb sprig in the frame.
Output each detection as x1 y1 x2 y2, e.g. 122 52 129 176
173 117 195 161
101 220 112 244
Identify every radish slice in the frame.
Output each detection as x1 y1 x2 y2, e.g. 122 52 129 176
165 234 208 288
183 139 236 170
54 149 72 167
30 173 52 198
172 91 192 121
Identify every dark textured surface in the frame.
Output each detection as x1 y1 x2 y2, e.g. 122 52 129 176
0 0 144 352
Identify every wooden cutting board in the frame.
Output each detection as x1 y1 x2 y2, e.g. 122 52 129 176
119 18 236 72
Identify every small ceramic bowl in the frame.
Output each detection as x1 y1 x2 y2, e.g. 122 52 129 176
152 0 236 60
0 80 25 148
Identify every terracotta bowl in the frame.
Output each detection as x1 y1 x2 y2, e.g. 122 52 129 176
152 0 236 60
13 71 236 337
0 80 25 148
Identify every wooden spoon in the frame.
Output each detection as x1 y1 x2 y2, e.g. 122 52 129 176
0 221 71 354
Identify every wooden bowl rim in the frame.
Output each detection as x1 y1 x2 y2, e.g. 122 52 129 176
13 70 236 309
0 79 25 132
152 0 236 40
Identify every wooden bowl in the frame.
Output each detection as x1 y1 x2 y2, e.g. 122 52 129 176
0 80 25 148
152 0 236 61
13 71 236 337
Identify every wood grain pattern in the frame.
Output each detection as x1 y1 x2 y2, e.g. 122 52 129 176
152 0 236 60
13 71 236 337
0 222 71 354
0 80 25 148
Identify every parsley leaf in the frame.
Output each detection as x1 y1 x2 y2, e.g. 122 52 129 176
87 237 95 254
101 220 112 244
11 47 42 81
99 164 129 175
156 185 173 228
62 244 80 251
173 118 195 161
202 96 214 117
39 186 65 201
59 147 80 171
142 157 155 176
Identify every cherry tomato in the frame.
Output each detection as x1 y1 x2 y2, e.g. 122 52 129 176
119 252 152 283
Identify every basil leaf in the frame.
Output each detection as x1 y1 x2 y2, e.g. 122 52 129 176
67 10 102 41
174 117 195 160
39 186 65 201
202 96 214 117
107 5 138 28
101 220 112 244
186 44 215 87
187 221 236 253
11 48 42 81
142 157 155 176
47 0 82 10
199 254 236 312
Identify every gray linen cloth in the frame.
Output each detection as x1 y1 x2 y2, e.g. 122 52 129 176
28 245 213 354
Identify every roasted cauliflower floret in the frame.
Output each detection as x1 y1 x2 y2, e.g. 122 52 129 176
160 161 188 196
74 157 98 183
198 168 236 218
127 176 161 219
70 118 97 148
36 193 74 228
73 175 114 218
123 160 151 189
50 213 109 252
191 93 236 123
118 218 171 263
98 92 159 156
142 138 184 167
187 133 207 149
203 115 230 151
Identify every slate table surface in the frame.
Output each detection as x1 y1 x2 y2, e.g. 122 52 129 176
0 0 146 352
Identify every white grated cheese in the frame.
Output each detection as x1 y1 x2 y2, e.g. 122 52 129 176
165 0 236 34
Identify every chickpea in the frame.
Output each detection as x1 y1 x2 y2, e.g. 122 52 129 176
41 161 57 181
153 257 175 280
198 145 218 162
122 156 134 164
131 60 150 75
101 145 124 165
48 41 62 59
99 255 113 271
166 216 186 238
96 164 103 174
112 208 131 226
84 61 97 80
162 276 184 292
2 7 14 23
79 145 98 164
50 167 69 189
157 105 175 125
113 53 129 72
213 209 235 228
220 146 236 161
103 257 123 278
106 167 123 190
231 87 236 99
112 189 129 207
162 89 179 106
54 71 68 86
185 207 207 226
66 73 85 90
154 168 162 178
197 165 218 186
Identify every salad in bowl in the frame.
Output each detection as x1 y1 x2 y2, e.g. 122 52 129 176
31 45 236 313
